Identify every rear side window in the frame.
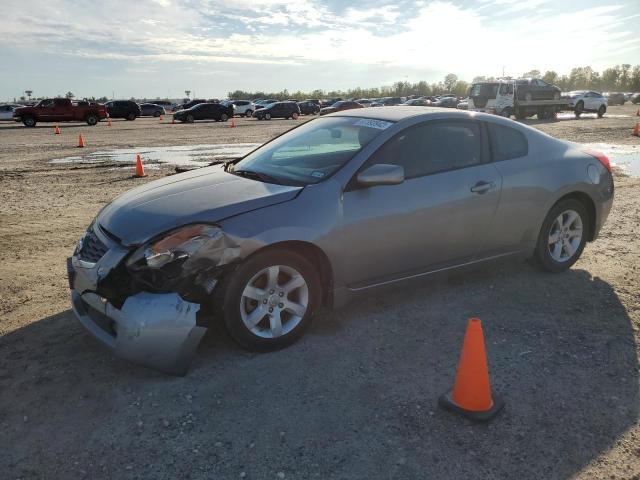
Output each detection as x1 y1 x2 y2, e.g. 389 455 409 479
487 123 528 161
369 121 482 179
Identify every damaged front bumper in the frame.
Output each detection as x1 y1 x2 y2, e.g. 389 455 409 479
68 224 224 375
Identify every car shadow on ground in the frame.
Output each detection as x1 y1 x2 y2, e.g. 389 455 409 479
1 262 637 479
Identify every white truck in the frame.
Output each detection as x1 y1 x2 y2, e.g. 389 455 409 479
467 79 570 120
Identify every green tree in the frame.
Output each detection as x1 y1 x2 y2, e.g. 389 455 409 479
444 73 458 92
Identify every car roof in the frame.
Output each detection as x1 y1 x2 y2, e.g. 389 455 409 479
326 106 455 122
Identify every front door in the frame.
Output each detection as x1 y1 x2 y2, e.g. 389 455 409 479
338 120 502 288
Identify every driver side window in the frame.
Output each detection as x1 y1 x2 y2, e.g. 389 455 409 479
367 121 483 179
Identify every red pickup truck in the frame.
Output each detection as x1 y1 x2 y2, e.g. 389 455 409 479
13 98 108 127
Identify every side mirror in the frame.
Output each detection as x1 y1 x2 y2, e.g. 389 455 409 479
357 164 405 187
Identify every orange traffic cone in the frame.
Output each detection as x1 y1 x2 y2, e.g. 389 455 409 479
54 125 61 134
230 118 236 128
107 118 112 126
159 115 164 121
77 134 85 148
134 154 146 177
439 318 504 421
633 123 640 137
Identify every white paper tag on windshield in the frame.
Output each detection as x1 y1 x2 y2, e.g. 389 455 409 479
353 118 393 130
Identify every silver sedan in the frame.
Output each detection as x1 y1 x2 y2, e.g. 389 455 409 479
68 107 614 374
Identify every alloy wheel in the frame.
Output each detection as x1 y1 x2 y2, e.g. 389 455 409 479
548 210 583 262
240 265 309 339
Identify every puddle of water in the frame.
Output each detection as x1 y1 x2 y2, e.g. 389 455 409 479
582 143 640 177
49 143 261 167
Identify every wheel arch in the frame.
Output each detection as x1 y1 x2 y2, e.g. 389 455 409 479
550 191 596 241
242 240 334 306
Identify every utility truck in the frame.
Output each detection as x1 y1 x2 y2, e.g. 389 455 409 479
467 79 570 120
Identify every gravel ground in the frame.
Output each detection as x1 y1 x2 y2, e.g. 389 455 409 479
1 105 639 480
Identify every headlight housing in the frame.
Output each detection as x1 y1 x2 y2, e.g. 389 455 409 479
126 224 222 271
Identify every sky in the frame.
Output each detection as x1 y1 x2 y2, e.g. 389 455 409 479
1 0 639 100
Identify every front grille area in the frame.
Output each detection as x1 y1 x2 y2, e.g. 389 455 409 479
78 229 108 263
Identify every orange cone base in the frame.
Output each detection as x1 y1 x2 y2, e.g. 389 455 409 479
439 390 504 422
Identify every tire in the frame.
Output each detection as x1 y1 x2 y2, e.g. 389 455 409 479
534 199 589 273
265 113 272 120
292 112 299 120
23 117 36 127
220 113 228 122
574 101 584 118
245 110 253 118
515 108 526 120
597 105 606 118
126 112 136 121
153 111 161 117
86 114 98 126
186 114 194 123
500 107 511 118
217 250 321 351
537 108 548 120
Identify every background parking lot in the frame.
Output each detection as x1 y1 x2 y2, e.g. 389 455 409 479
1 106 639 479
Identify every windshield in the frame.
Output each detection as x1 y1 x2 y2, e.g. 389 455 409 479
231 116 393 185
469 83 499 98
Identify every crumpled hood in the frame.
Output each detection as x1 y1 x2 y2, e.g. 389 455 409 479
98 165 302 246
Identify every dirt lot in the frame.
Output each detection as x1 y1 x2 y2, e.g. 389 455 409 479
1 105 639 479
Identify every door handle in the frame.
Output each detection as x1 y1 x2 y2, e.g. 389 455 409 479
470 181 495 194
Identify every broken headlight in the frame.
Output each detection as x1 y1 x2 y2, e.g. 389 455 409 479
126 224 222 272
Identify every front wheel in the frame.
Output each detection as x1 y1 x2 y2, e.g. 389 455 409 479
153 111 161 117
574 101 584 118
185 114 194 123
535 199 588 273
218 250 321 351
597 105 606 118
23 117 36 127
500 108 511 118
126 112 136 121
220 113 229 122
245 110 253 118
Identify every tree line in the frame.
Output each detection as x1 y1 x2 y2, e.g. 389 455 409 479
228 64 640 101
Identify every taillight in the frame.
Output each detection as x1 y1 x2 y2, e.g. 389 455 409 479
583 149 612 173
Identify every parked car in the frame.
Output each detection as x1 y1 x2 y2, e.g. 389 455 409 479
230 100 255 117
68 107 614 374
319 100 365 115
13 98 108 127
566 91 607 117
104 100 141 121
139 103 166 117
603 92 626 106
0 104 17 121
631 93 640 104
400 98 431 106
515 78 562 101
379 97 404 106
173 102 234 123
431 97 459 108
304 99 321 106
178 99 208 110
297 101 320 115
254 99 279 112
254 102 301 120
321 98 342 107
457 98 469 110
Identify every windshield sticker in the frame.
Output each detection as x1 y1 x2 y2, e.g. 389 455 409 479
353 118 393 130
311 171 326 178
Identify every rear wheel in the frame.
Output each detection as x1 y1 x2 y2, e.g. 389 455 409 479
245 110 253 118
185 114 194 123
126 112 136 121
220 113 229 122
535 199 588 272
574 101 584 118
217 250 321 351
153 111 161 117
23 116 36 127
86 113 98 126
597 105 606 118
265 113 272 120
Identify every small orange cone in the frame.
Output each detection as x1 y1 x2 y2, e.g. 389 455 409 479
230 118 236 128
633 123 640 137
134 154 146 177
439 318 504 421
159 115 164 121
107 118 112 126
54 125 61 134
77 134 85 148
